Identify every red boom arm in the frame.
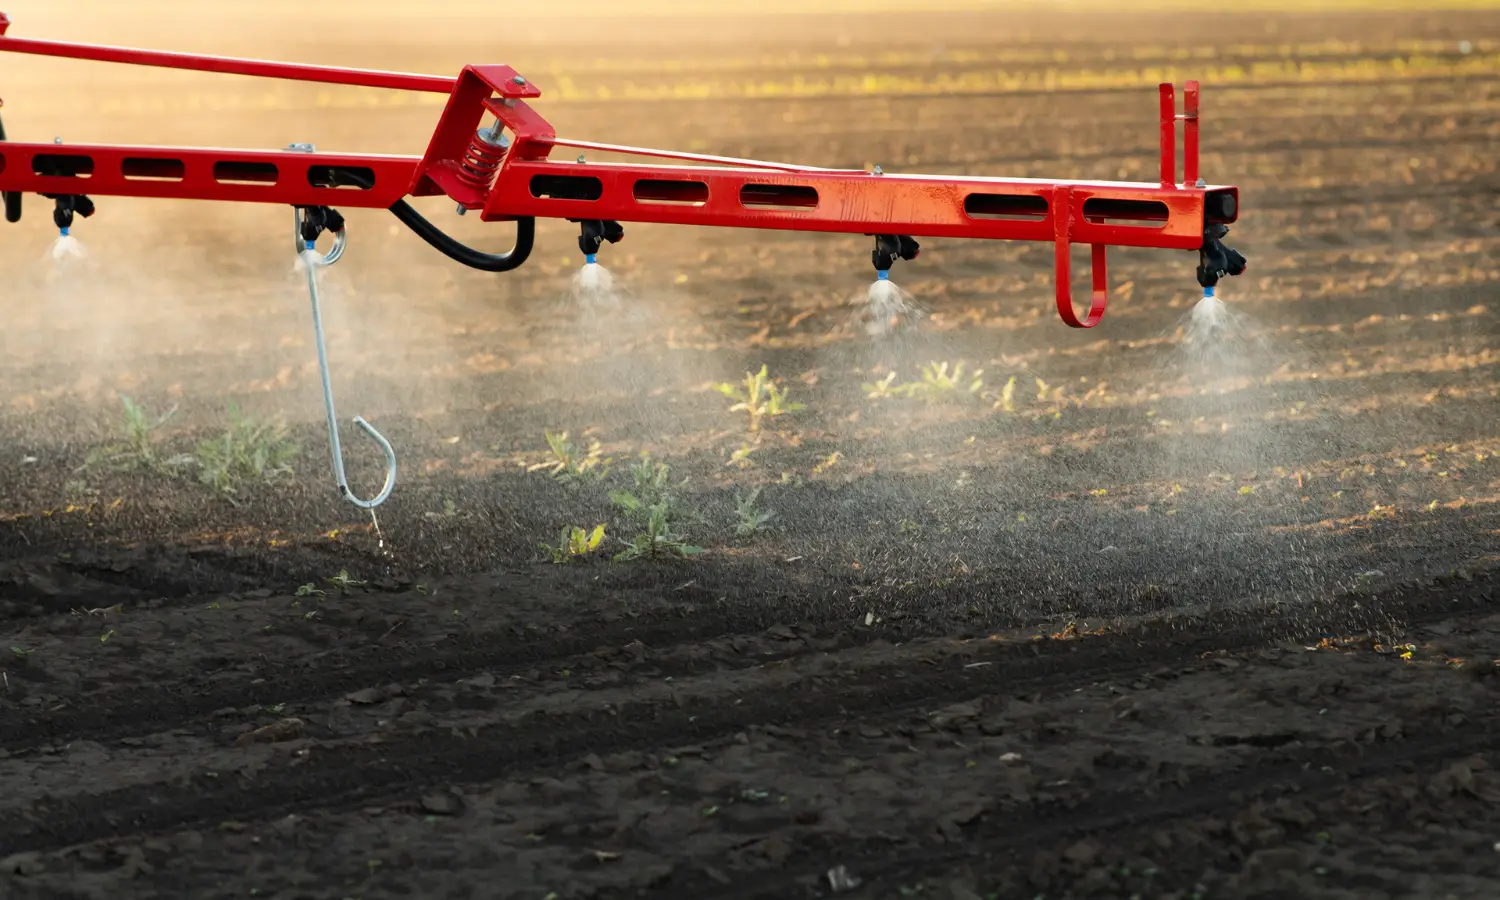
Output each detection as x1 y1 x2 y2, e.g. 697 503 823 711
0 10 1245 328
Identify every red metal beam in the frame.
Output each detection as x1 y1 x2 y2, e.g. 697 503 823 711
481 159 1225 250
0 141 422 208
0 33 460 94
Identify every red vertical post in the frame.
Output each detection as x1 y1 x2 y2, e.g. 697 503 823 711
1158 82 1176 188
1184 80 1200 187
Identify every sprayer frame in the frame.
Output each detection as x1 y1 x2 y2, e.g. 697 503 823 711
0 11 1240 328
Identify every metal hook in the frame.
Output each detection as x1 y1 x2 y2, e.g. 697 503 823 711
296 214 396 509
294 206 347 265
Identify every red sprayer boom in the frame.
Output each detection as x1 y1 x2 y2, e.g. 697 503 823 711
0 11 1246 507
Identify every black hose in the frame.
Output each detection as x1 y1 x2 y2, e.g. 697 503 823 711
388 197 534 273
323 166 533 273
0 112 21 224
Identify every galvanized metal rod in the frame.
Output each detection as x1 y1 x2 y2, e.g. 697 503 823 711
296 210 396 509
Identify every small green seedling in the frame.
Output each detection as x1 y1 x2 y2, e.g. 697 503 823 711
615 503 703 561
610 455 689 522
81 394 191 474
713 364 804 433
194 403 298 503
295 583 326 598
863 371 905 399
734 487 774 536
905 361 984 402
727 443 757 468
324 570 366 595
528 430 609 483
541 523 607 563
611 456 702 561
993 375 1018 412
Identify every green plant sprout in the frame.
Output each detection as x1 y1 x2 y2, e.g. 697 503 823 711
864 362 985 403
81 394 191 474
734 487 774 536
993 375 1018 412
528 430 609 483
541 524 607 563
324 570 366 595
713 365 805 433
610 455 702 560
194 403 299 503
906 361 984 402
727 443 758 468
862 372 904 399
614 502 704 561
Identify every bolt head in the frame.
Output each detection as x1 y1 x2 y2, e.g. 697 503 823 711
577 154 587 164
512 75 527 86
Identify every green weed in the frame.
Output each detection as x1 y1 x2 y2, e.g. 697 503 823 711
713 365 805 433
610 455 702 561
734 487 774 536
193 403 298 502
541 523 608 563
82 395 191 474
529 430 610 483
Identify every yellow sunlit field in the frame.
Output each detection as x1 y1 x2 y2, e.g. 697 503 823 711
2 3 1498 898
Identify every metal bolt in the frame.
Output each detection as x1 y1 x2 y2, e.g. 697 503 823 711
502 98 517 108
512 75 527 86
456 203 467 216
873 165 883 176
1195 177 1206 188
53 136 62 144
577 154 587 164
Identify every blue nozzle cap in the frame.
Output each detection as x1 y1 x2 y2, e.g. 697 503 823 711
59 226 70 237
304 240 316 251
584 253 597 265
876 269 890 281
1204 285 1216 299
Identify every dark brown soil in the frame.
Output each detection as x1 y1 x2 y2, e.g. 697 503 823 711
3 6 1500 899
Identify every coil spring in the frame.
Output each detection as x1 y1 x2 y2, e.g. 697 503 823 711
455 128 507 193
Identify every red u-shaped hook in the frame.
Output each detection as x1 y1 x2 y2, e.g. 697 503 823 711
1052 185 1108 329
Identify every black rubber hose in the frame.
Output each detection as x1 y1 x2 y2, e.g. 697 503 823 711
388 198 534 273
0 112 21 224
324 166 533 273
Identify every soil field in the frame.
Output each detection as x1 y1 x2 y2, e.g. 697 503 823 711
3 5 1500 899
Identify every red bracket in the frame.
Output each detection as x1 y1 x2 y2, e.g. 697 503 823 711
1052 185 1108 329
409 64 549 208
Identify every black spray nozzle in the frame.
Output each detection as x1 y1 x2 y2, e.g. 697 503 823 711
872 234 920 272
576 219 624 257
297 205 345 244
50 194 95 230
1197 223 1247 289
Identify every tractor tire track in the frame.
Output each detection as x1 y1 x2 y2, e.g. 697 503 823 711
649 720 1500 900
2 573 1493 856
2 568 1490 755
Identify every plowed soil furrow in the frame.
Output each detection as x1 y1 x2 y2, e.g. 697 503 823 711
638 721 1500 900
4 572 1493 856
4 567 1491 754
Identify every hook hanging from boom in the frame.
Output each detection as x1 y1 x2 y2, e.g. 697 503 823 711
294 205 397 509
